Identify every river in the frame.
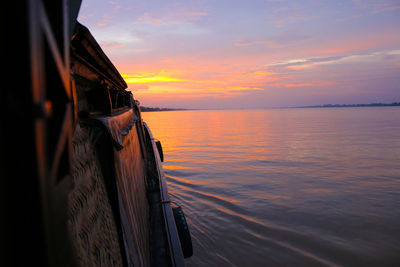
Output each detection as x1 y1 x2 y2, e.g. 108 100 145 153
142 107 400 266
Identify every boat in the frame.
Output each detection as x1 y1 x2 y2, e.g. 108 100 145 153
2 1 192 266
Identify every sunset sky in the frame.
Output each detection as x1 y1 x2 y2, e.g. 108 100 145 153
78 0 400 109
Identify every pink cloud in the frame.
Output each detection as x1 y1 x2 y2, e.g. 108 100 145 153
96 14 115 27
100 41 125 49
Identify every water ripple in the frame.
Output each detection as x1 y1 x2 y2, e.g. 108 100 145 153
143 108 400 266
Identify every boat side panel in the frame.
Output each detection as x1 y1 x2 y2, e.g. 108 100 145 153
143 122 185 267
113 123 150 266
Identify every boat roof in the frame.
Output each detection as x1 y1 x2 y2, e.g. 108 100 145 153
71 22 127 90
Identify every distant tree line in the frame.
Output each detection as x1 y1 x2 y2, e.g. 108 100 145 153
140 106 187 112
296 102 400 108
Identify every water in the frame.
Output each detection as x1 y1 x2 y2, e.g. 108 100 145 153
142 107 400 266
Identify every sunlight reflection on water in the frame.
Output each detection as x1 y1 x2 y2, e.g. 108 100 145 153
143 107 400 266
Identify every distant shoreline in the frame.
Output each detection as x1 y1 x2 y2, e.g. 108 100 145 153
289 102 400 109
141 102 400 112
141 106 190 112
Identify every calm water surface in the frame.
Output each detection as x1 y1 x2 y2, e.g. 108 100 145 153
142 107 400 266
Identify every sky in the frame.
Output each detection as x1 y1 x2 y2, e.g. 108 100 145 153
77 0 400 109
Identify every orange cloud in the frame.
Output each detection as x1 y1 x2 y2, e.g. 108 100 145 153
120 56 301 102
211 86 264 92
122 72 183 84
244 70 277 77
270 83 312 87
287 65 306 70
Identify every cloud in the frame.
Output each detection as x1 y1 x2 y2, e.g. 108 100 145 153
235 39 272 47
96 14 115 27
99 41 125 49
134 9 208 26
270 83 312 87
273 13 314 28
267 1 317 28
134 13 165 26
212 86 264 93
108 0 121 11
352 0 400 13
268 55 342 68
128 84 149 91
242 70 277 77
122 72 182 84
235 30 310 48
267 50 400 70
121 64 281 98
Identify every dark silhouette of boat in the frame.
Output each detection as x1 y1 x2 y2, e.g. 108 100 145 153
2 1 192 266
